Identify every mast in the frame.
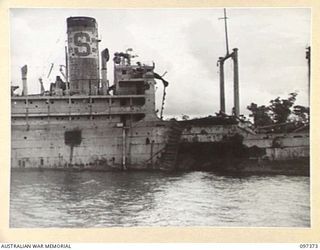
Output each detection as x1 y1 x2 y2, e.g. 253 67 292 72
218 8 240 117
219 8 230 56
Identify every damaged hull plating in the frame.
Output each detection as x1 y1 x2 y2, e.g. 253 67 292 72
11 95 176 170
176 117 309 175
11 16 309 175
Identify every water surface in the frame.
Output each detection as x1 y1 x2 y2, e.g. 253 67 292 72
10 170 310 227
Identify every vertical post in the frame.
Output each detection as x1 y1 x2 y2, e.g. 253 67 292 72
47 98 50 127
219 58 226 113
108 97 112 118
68 97 72 121
150 140 154 168
39 78 45 95
122 127 127 170
232 48 240 117
25 98 29 131
306 46 310 105
65 46 69 93
21 65 28 96
89 97 92 116
160 87 166 119
101 48 109 95
69 146 74 166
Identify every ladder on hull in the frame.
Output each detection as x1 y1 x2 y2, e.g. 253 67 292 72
160 121 183 170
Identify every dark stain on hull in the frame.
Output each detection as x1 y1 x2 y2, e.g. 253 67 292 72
65 129 82 165
176 133 309 176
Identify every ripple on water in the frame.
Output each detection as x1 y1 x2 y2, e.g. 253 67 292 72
10 171 310 228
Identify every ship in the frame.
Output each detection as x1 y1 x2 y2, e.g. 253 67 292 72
11 16 309 175
11 16 179 171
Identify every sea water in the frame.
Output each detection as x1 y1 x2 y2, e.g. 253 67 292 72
10 170 310 227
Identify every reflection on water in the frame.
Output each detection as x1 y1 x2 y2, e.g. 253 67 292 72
10 170 310 227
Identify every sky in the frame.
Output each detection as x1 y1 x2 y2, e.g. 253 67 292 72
10 8 310 118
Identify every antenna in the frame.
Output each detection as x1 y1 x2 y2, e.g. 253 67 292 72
218 8 230 56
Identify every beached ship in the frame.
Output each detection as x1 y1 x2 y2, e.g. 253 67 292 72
11 16 309 174
11 16 181 171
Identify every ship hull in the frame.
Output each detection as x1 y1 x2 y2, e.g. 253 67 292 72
11 118 171 170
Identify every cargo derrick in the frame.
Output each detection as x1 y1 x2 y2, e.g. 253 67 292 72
11 17 174 171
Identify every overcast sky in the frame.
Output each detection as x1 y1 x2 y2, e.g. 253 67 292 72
10 8 310 118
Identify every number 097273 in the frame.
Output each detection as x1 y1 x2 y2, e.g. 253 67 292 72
300 244 319 248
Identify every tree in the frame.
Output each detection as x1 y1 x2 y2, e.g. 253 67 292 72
181 114 190 121
247 92 309 132
269 92 297 124
247 103 273 127
293 105 309 124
